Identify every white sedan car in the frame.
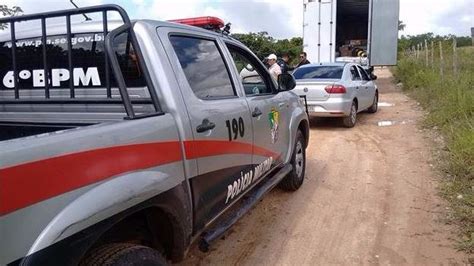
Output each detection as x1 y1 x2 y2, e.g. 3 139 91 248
293 63 378 127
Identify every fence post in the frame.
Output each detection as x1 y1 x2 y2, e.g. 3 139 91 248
431 40 434 70
439 41 444 79
418 43 421 60
453 38 458 75
425 40 429 67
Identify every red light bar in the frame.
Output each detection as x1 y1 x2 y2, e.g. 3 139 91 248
169 16 225 30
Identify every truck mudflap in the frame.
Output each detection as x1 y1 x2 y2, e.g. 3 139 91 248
7 181 192 266
300 95 309 116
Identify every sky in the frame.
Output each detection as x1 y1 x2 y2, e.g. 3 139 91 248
1 0 473 39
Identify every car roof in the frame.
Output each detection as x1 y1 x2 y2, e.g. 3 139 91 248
0 19 237 42
297 62 347 69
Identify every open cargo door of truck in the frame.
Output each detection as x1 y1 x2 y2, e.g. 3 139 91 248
368 0 400 66
303 0 337 63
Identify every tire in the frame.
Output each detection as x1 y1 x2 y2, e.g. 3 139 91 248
80 243 167 266
342 101 357 128
367 91 378 113
279 130 306 191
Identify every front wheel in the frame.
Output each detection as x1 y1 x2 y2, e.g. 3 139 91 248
80 243 167 266
342 101 357 128
279 130 306 191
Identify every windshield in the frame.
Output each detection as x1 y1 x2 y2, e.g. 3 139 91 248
293 66 343 80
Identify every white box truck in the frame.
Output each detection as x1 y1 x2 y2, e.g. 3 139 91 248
302 0 400 66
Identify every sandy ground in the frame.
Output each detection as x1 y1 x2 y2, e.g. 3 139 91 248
179 68 467 265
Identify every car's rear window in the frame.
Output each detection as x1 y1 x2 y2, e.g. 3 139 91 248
293 66 343 80
0 32 145 91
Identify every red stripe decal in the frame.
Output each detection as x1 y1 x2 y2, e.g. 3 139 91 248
0 142 182 216
0 140 279 216
183 140 279 159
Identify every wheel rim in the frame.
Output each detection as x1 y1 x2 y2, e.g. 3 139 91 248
350 104 357 124
295 141 304 178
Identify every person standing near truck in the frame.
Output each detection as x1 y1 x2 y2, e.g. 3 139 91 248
266 53 282 81
296 52 311 68
277 53 293 74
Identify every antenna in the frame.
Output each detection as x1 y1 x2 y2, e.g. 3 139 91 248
69 0 92 21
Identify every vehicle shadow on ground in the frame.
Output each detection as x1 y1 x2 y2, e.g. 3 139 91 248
308 112 373 130
180 158 328 265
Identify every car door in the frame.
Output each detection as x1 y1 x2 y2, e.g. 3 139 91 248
223 42 289 170
348 65 364 109
163 31 254 230
357 65 375 109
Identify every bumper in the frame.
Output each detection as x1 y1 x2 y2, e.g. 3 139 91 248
306 98 352 117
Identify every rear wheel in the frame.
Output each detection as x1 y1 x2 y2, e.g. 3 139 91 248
279 130 306 191
367 91 378 113
80 243 167 266
342 101 357 128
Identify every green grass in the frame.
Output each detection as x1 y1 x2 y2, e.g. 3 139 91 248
393 45 474 253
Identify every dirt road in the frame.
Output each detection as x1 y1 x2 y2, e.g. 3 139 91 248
180 69 466 265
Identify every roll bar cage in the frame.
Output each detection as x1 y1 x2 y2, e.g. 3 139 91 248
0 4 162 119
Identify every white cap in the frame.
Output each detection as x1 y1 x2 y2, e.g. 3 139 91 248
267 54 277 60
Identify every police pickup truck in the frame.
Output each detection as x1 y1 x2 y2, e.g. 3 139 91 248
0 5 309 265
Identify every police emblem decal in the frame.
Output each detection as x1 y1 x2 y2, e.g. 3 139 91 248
268 107 279 144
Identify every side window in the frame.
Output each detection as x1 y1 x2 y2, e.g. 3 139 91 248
226 44 273 96
169 36 235 99
357 66 370 81
350 66 361 81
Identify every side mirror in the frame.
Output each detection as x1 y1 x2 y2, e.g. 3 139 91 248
370 74 377 80
277 73 296 91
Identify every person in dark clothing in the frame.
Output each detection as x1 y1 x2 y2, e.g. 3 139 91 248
277 53 293 74
296 52 311 68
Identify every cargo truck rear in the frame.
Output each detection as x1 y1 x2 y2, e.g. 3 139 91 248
302 0 400 66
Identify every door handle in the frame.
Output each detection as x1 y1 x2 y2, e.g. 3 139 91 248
252 107 263 117
196 119 215 133
278 102 286 108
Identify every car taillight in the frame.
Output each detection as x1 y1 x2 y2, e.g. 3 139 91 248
324 84 346 94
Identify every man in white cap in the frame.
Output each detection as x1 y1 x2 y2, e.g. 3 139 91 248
266 53 281 82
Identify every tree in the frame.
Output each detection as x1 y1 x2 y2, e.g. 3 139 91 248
0 5 23 30
398 20 406 31
231 31 276 60
231 32 303 64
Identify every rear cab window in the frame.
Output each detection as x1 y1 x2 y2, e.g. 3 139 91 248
0 32 145 93
169 35 236 99
293 66 343 80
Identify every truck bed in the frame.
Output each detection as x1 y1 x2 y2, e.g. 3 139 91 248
0 123 86 141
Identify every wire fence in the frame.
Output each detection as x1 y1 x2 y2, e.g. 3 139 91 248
403 38 470 80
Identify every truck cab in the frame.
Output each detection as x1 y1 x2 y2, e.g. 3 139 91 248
0 5 309 265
